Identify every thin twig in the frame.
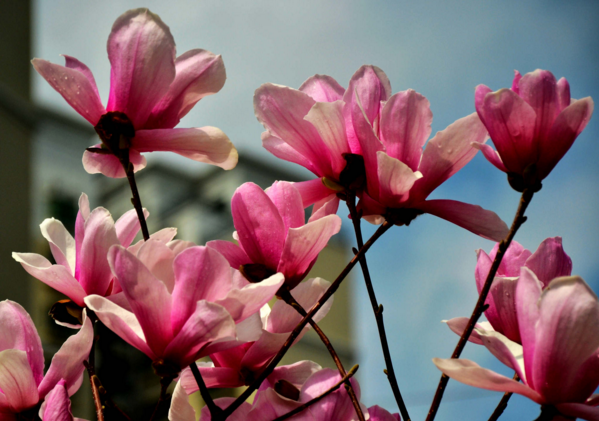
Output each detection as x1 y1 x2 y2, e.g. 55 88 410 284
190 362 224 420
346 193 411 421
280 290 366 421
84 361 104 421
426 188 534 421
221 221 392 419
272 365 360 421
488 373 520 421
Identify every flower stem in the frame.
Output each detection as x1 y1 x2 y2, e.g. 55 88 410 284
149 377 173 421
220 221 391 419
346 193 411 421
426 188 535 421
488 373 520 421
280 290 366 421
121 158 150 241
190 362 225 420
84 361 105 421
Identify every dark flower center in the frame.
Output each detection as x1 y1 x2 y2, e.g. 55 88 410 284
92 111 135 161
239 263 277 284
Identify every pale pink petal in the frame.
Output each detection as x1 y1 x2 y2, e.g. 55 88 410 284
432 358 542 403
483 277 521 343
62 55 100 99
181 364 241 391
556 78 571 111
147 49 226 129
41 381 74 421
74 196 89 272
416 200 509 241
250 388 302 421
518 69 560 143
537 97 594 180
293 179 337 208
474 249 493 292
380 89 432 171
265 181 305 231
171 247 233 333
199 398 252 421
114 208 148 247
31 58 105 125
444 317 487 345
277 215 341 288
135 239 177 292
168 380 196 421
0 301 44 385
232 183 286 269
206 240 251 270
478 330 526 380
412 112 488 201
0 350 39 412
299 75 345 102
260 360 322 392
127 227 177 255
474 84 493 127
40 218 76 274
106 8 175 128
531 276 599 403
254 84 332 176
262 132 319 175
556 403 599 421
472 143 508 173
240 331 288 370
309 195 340 222
38 313 93 398
12 253 87 307
376 152 422 206
108 246 173 356
368 405 400 421
300 368 361 421
84 295 153 358
525 237 572 287
357 191 387 221
132 127 238 170
82 145 146 178
304 101 351 176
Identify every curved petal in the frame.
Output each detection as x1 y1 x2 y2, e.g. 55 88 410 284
412 112 488 201
181 364 241 391
380 89 432 171
114 208 148 248
147 49 226 129
432 358 543 403
368 405 400 421
62 55 100 98
556 77 571 111
309 195 340 222
40 381 74 421
106 8 176 128
12 253 87 307
262 132 319 175
444 317 491 345
525 237 572 287
31 58 105 125
277 215 341 288
265 181 305 231
0 349 39 412
260 361 323 392
511 71 522 94
199 398 252 421
38 314 93 398
518 69 559 144
478 330 526 380
40 218 76 273
232 183 286 269
483 277 521 343
300 368 362 421
556 403 599 421
206 240 251 270
250 388 303 421
293 178 337 208
168 380 196 421
299 74 345 102
132 127 238 170
472 143 508 173
82 145 146 178
135 239 177 292
416 200 509 241
376 152 422 207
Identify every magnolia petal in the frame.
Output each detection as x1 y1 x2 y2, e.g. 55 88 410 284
277 216 341 288
232 183 286 269
416 200 509 241
299 74 345 102
368 405 400 421
300 368 361 421
262 132 319 175
376 152 422 206
168 380 196 421
433 358 542 403
444 317 487 345
82 145 147 178
266 181 305 231
413 112 488 201
511 71 522 94
127 227 178 255
490 241 532 278
0 349 39 412
106 8 176 128
556 403 599 421
309 195 340 222
136 239 177 292
478 330 526 380
40 218 76 274
147 49 226 129
293 178 337 208
199 398 252 421
250 388 302 420
181 364 241 391
556 77 571 111
260 360 322 393
62 55 100 99
525 237 572 287
240 330 288 370
40 381 74 421
206 240 251 270
380 89 432 171
518 69 560 143
132 127 238 170
38 313 93 398
12 253 87 307
472 143 508 173
114 208 149 248
31 58 105 125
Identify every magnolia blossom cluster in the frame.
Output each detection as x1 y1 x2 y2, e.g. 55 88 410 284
2 6 596 421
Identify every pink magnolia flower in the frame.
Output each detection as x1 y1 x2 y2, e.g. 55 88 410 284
32 8 237 178
447 237 572 344
39 380 86 421
474 69 593 190
254 65 391 215
12 193 149 312
208 181 342 290
85 242 284 377
435 271 599 420
0 301 92 417
178 278 334 390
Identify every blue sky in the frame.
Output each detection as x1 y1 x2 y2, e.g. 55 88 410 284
34 1 599 419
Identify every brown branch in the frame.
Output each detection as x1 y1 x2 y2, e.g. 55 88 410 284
220 221 392 419
426 188 534 421
190 362 225 420
279 290 366 421
84 361 105 421
271 365 360 421
346 194 411 421
488 373 520 421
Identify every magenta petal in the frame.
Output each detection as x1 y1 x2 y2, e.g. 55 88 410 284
511 71 522 94
0 349 39 412
40 380 74 421
472 143 508 173
525 237 572 287
376 152 422 206
293 179 337 208
200 398 252 421
537 97 594 180
416 200 509 241
38 313 93 398
299 75 345 103
146 49 226 129
0 301 44 385
368 405 400 421
108 246 173 356
171 247 232 333
556 78 571 111
556 403 599 421
40 218 76 273
277 215 341 287
182 364 242 391
261 361 322 393
135 239 177 292
474 84 493 127
106 8 175 128
266 181 305 231
380 89 432 172
114 208 148 248
62 55 100 99
231 183 286 269
250 388 303 421
262 132 319 175
518 69 559 143
132 127 238 170
413 112 488 201
300 368 362 421
206 240 251 270
483 277 521 343
475 249 493 292
432 358 542 403
309 195 340 222
82 145 147 178
31 58 105 125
